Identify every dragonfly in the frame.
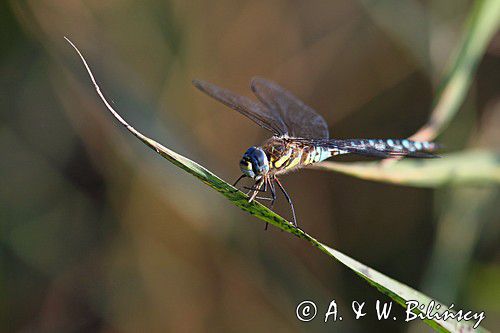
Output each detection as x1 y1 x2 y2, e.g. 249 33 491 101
193 77 439 228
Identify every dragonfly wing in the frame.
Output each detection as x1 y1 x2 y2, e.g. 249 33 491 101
250 77 329 139
193 79 288 136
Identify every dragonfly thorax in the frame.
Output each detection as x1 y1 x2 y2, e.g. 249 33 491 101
239 146 269 180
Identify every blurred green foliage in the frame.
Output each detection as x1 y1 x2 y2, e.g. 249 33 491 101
66 30 488 331
1 0 499 332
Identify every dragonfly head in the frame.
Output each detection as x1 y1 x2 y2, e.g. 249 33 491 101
240 146 269 180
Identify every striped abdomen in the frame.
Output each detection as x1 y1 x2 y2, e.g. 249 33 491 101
331 138 439 158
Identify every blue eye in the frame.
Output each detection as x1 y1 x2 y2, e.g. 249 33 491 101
244 146 258 156
240 147 269 178
253 149 267 168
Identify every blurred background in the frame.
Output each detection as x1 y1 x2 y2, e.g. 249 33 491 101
1 0 499 332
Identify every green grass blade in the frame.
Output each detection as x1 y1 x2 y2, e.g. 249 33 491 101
315 150 500 188
65 37 489 332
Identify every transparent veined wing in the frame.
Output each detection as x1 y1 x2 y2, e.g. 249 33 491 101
250 77 329 139
193 79 288 136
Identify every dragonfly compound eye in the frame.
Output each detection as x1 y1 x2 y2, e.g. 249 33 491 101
239 157 255 178
240 146 269 178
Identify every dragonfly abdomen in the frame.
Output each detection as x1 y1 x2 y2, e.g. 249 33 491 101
303 146 348 165
337 138 439 157
265 137 438 174
351 139 436 150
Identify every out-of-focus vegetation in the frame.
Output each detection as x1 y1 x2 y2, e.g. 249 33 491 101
66 36 483 331
316 150 500 187
64 28 491 332
319 0 500 188
1 1 499 332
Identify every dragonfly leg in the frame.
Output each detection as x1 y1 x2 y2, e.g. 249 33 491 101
274 177 297 227
244 177 268 193
233 174 246 187
245 179 275 202
268 177 277 207
253 196 273 201
241 177 274 231
264 177 277 231
248 179 264 203
234 175 269 199
243 186 267 192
